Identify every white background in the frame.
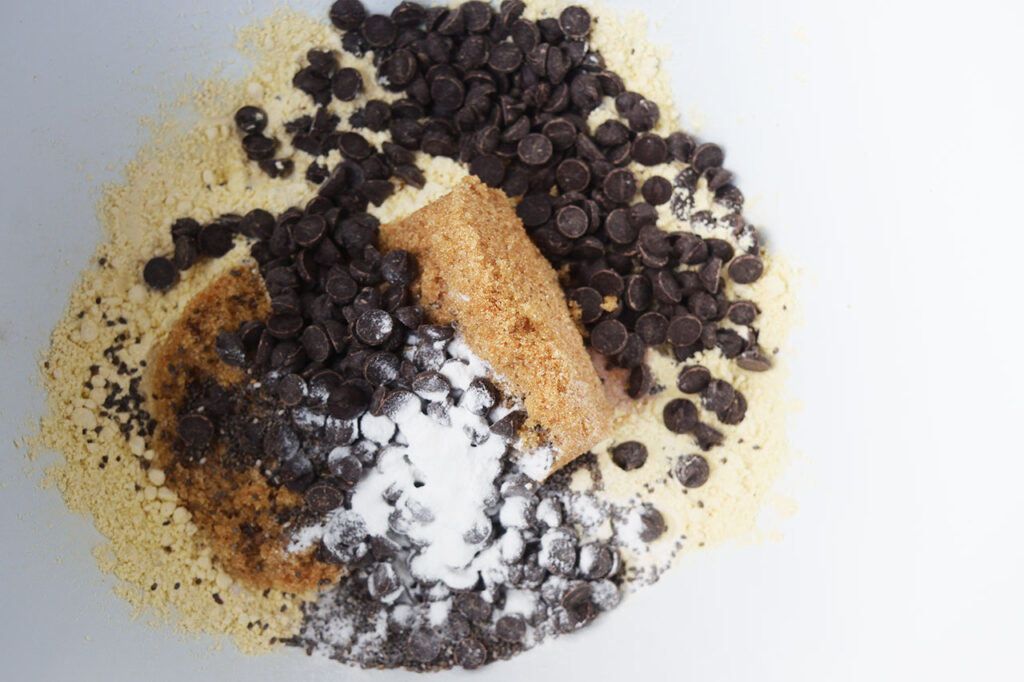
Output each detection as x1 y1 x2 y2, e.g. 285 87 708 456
2 1 1022 680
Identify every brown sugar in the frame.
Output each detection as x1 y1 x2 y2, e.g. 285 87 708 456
380 176 613 475
147 266 342 593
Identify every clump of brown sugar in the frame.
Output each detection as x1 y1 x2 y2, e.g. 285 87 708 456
380 176 613 474
148 266 343 593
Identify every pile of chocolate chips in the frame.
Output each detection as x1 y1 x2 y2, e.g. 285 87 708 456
310 0 769 453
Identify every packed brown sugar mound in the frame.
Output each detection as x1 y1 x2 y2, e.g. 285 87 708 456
381 176 613 474
148 266 342 593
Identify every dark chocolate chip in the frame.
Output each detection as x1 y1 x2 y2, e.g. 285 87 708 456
691 142 724 173
716 329 746 358
544 118 577 150
663 398 698 434
635 312 668 346
326 269 358 303
705 238 735 262
489 42 524 72
728 254 764 284
590 269 624 297
556 205 589 238
380 249 417 286
556 158 591 192
637 503 666 541
300 325 332 363
362 14 398 48
666 131 695 161
143 257 177 290
632 133 667 165
517 133 553 166
666 314 702 347
620 362 649 400
234 105 267 134
292 215 327 247
603 167 636 203
558 5 591 37
277 374 307 406
626 98 659 132
570 287 604 324
329 453 363 489
624 274 652 311
694 423 724 451
674 454 710 488
305 480 345 513
604 208 636 244
329 0 367 30
699 257 723 294
241 133 276 161
516 193 553 227
702 379 736 413
454 637 487 670
611 441 647 471
495 614 526 643
718 391 747 425
641 176 672 205
267 313 304 339
688 292 719 320
214 331 246 367
406 626 441 664
355 309 394 346
491 410 527 440
677 365 711 393
591 319 628 355
737 348 773 372
454 591 492 622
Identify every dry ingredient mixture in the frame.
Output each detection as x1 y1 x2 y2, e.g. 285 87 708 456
35 0 796 671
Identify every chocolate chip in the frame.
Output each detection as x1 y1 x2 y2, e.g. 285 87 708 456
624 274 652 311
718 391 747 425
198 223 234 257
737 348 772 372
380 249 417 286
555 205 589 239
603 167 636 203
694 423 724 451
544 117 577 150
627 363 653 399
495 614 526 643
234 105 267 134
674 453 710 488
214 331 246 367
305 480 345 513
727 301 758 325
558 5 591 37
705 238 735 263
328 452 362 488
587 272 620 299
691 142 724 173
699 256 723 294
517 133 553 166
454 637 487 670
635 312 668 346
579 543 616 580
637 504 666 541
171 235 198 271
556 158 591 192
267 313 304 339
666 131 695 161
178 414 213 449
626 98 659 132
469 153 506 187
292 214 327 247
716 329 746 358
330 0 366 30
570 287 603 324
561 582 594 624
277 374 307 406
688 292 719 321
326 269 358 303
491 410 527 440
594 120 628 146
641 176 672 205
675 233 708 265
143 257 177 290
331 67 363 102
362 14 397 48
666 314 702 347
489 41 524 73
728 254 764 284
242 133 276 161
417 323 454 341
355 309 394 346
604 208 636 244
406 626 441 664
663 398 698 434
454 591 492 622
677 365 711 394
611 441 647 471
632 133 667 165
702 379 736 413
300 325 332 363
